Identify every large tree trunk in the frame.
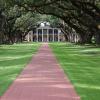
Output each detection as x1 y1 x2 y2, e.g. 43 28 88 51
0 32 4 44
85 33 93 44
95 30 100 45
79 33 86 44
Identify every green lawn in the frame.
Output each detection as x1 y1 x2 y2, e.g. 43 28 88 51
50 43 100 100
0 43 40 96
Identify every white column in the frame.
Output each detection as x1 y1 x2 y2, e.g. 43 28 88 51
42 29 43 42
36 29 38 42
53 28 54 42
47 29 49 42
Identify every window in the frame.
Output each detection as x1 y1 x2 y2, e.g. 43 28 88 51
38 29 42 35
54 29 58 35
49 29 53 34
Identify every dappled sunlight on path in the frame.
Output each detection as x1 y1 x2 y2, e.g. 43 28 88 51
1 43 80 100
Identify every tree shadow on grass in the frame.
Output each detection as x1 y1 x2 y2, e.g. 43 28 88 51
0 43 40 96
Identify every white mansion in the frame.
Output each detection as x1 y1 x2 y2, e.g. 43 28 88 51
26 22 65 42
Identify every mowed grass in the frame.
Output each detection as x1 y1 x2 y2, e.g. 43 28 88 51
0 43 40 96
50 43 100 100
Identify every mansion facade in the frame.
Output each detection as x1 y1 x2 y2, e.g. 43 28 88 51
26 22 65 42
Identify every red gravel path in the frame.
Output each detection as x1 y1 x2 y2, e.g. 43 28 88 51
1 43 80 100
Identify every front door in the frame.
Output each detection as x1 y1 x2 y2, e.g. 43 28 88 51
43 35 47 42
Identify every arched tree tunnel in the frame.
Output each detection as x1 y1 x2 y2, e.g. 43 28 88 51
0 0 100 44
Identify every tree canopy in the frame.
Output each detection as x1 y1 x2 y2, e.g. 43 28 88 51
0 0 100 44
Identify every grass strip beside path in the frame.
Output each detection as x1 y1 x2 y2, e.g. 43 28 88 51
50 43 100 100
0 43 40 96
